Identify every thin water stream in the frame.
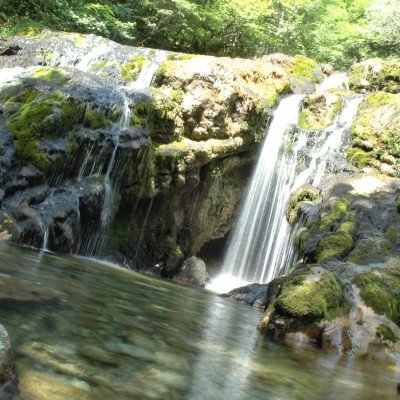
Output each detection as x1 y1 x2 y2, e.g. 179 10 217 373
0 243 398 399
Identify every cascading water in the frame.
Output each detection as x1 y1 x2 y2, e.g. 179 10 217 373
208 75 362 293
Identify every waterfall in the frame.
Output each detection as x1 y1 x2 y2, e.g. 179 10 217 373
128 50 169 90
208 75 362 293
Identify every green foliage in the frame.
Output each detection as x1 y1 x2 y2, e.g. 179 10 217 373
0 0 398 69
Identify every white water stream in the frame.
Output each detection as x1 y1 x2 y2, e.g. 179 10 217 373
209 75 362 293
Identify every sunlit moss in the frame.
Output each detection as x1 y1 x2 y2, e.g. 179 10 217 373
121 56 149 82
354 272 400 324
274 268 343 320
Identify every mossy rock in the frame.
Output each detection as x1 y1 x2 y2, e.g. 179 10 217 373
348 92 400 172
2 85 84 169
349 59 400 93
121 56 149 82
298 93 343 130
273 267 343 320
31 67 69 83
348 237 391 264
346 148 375 169
83 106 111 130
353 270 400 324
318 197 349 230
286 184 320 225
145 89 184 143
316 231 354 263
290 55 322 83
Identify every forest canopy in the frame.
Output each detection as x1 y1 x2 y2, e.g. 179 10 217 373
1 0 399 69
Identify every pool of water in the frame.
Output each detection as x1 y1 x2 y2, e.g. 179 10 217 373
0 242 399 399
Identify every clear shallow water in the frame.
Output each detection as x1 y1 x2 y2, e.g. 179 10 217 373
0 243 399 399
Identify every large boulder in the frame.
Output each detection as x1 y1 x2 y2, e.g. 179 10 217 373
174 256 209 287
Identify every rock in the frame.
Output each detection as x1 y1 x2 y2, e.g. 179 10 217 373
0 275 58 305
174 256 209 287
298 92 344 130
259 171 400 362
349 59 400 93
0 325 16 391
347 91 400 176
77 344 119 366
222 283 268 308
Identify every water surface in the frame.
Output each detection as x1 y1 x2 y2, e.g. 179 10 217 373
0 243 398 399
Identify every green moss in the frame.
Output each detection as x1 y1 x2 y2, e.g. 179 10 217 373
385 226 399 243
316 232 354 263
274 269 343 320
108 214 137 247
299 93 343 130
319 197 349 230
167 53 195 61
291 55 321 83
35 48 53 66
349 60 400 93
346 148 375 169
90 59 108 69
32 67 70 84
3 88 83 169
348 237 391 264
376 324 399 343
286 185 320 225
366 92 400 107
83 107 110 130
354 272 400 323
121 56 149 82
